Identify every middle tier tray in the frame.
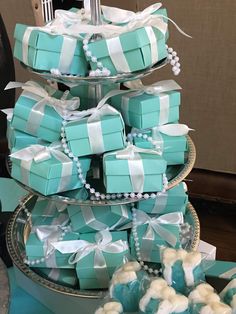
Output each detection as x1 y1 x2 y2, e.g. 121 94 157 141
9 136 196 206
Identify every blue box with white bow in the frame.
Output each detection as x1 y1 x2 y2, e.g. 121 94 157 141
31 199 68 221
11 81 80 143
14 23 88 75
25 214 79 269
87 26 167 76
64 106 125 157
67 204 132 233
10 144 91 195
75 231 129 289
130 211 182 263
133 127 187 165
111 88 181 129
137 182 188 214
103 145 167 193
35 268 78 288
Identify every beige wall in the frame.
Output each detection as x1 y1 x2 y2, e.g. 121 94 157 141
0 0 235 173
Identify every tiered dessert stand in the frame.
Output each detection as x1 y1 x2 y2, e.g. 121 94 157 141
6 1 199 313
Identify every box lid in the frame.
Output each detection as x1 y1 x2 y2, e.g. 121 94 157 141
14 23 84 56
104 152 167 175
65 114 124 141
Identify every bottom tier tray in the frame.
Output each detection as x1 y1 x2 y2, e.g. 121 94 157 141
6 195 200 314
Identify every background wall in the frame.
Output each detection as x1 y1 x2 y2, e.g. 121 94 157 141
0 0 235 173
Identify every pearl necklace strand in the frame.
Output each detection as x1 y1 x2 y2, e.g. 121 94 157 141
60 122 168 201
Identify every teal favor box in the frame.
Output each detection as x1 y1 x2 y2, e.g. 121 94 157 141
14 23 88 75
31 199 68 221
34 268 78 287
76 231 129 289
206 261 236 281
67 204 132 233
11 150 91 195
130 221 181 263
26 227 79 269
11 82 77 142
64 114 125 157
134 130 187 165
111 91 181 129
87 26 167 75
103 152 167 193
70 83 120 110
137 182 188 214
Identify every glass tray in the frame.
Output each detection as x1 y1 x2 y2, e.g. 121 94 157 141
24 58 168 85
6 196 200 300
9 136 196 206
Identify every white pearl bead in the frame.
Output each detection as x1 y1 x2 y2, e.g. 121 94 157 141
97 62 103 68
86 51 92 58
95 192 100 197
78 174 83 179
174 56 179 62
31 260 35 265
124 193 129 198
106 195 111 200
144 265 149 270
89 71 96 77
176 62 181 68
41 258 45 263
117 193 122 198
83 45 89 51
151 193 156 199
62 120 67 126
130 192 135 198
140 261 144 266
172 51 177 57
100 194 106 200
90 188 95 194
168 47 173 53
154 269 159 275
68 152 74 158
137 133 142 138
62 143 67 149
172 66 178 72
83 39 88 45
91 56 97 62
137 193 143 199
143 134 148 139
85 183 90 189
64 148 69 154
174 69 181 76
170 59 176 66
147 137 152 142
81 179 86 184
167 54 173 60
149 268 153 273
144 193 150 199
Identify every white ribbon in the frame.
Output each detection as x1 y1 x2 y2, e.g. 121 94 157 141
1 108 13 122
113 144 161 193
52 230 128 287
219 268 236 280
5 81 80 135
10 143 73 193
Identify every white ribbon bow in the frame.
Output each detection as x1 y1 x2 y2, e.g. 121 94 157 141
1 108 13 121
116 143 161 160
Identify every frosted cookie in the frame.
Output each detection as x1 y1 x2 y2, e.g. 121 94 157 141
139 278 189 314
110 261 149 312
220 279 236 313
189 283 232 314
95 301 123 314
162 248 205 294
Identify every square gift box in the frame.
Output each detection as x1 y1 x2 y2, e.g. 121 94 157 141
25 215 79 269
76 231 129 289
34 268 78 287
137 182 188 214
10 144 91 195
31 199 68 221
133 128 187 165
130 211 182 263
103 145 167 193
111 89 181 129
86 26 167 75
67 204 132 233
64 109 125 157
11 81 80 143
14 23 88 75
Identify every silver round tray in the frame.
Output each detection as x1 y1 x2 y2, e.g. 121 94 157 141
24 58 168 85
7 197 200 301
10 136 196 206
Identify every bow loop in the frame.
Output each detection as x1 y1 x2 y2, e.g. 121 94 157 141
116 144 161 160
152 124 193 137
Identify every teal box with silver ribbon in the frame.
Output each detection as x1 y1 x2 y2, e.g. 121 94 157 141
67 204 132 233
31 199 68 221
10 143 91 195
25 214 79 269
103 144 167 193
34 268 78 288
8 81 81 143
52 230 129 289
64 106 125 157
14 23 88 75
111 80 181 129
133 124 189 166
137 182 188 214
87 26 167 76
130 210 183 263
206 261 236 281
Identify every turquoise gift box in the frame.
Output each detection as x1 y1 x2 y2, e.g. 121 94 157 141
206 261 236 281
67 204 132 233
111 90 181 129
31 199 68 221
70 83 120 110
11 148 91 195
137 182 188 214
25 214 80 269
11 82 77 143
130 219 181 263
14 23 88 75
134 130 187 166
34 267 78 288
64 114 125 157
103 151 167 193
87 26 167 75
76 231 129 289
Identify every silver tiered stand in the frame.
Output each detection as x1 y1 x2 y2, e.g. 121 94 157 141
6 1 199 313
